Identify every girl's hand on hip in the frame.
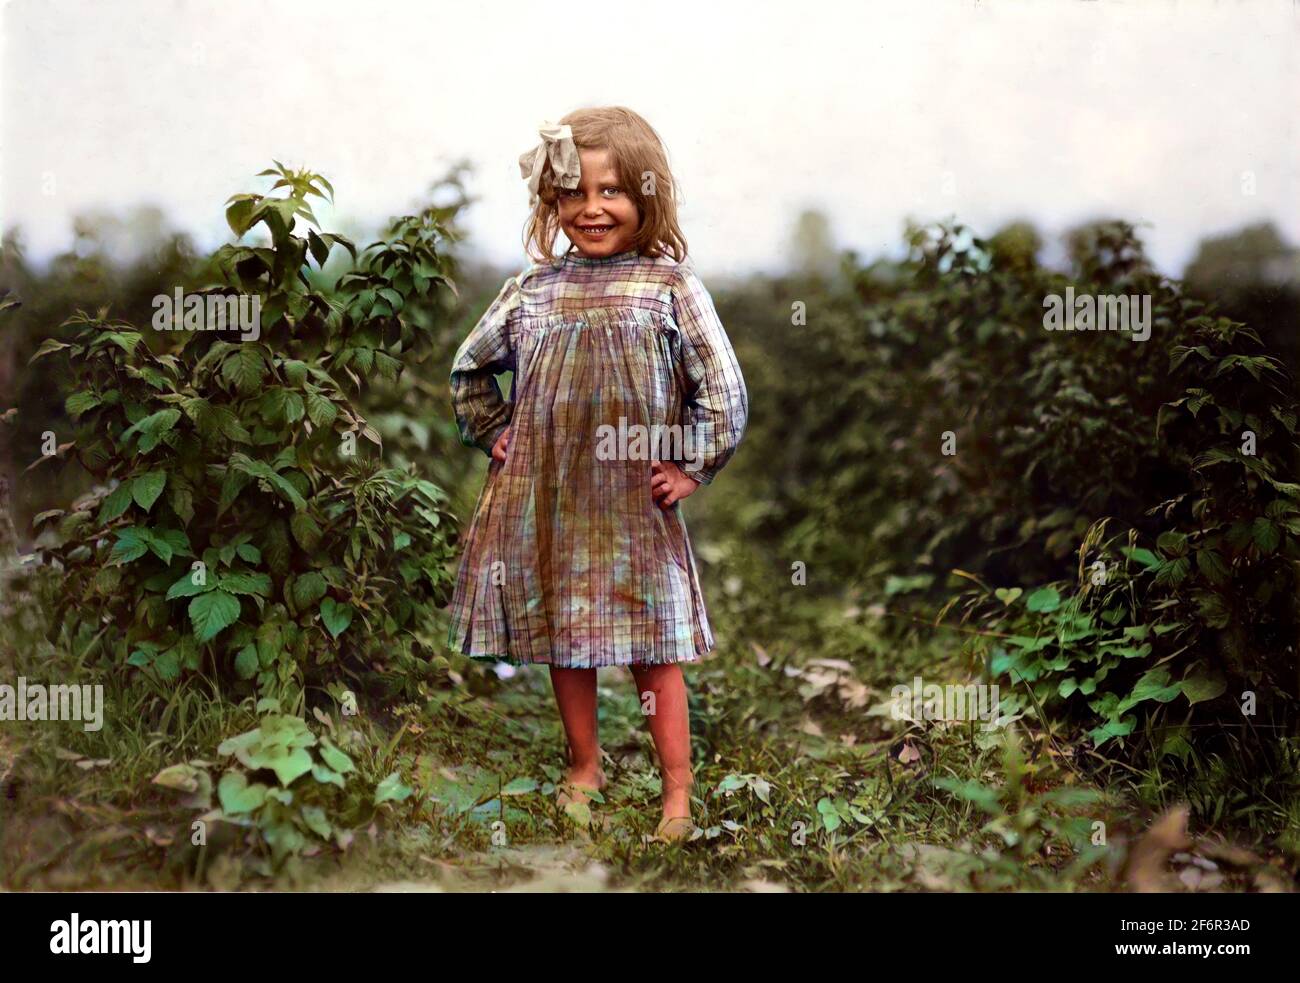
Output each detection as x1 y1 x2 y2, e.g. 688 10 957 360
650 460 700 509
491 427 511 463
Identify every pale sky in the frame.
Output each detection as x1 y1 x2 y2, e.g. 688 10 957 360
2 0 1297 279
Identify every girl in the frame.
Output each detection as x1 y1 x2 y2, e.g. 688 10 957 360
448 107 747 841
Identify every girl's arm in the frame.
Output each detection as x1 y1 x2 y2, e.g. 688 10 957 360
670 263 749 485
450 275 520 456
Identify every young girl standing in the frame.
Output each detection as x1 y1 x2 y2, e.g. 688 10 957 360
448 107 748 841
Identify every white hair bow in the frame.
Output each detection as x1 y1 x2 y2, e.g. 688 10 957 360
517 120 581 206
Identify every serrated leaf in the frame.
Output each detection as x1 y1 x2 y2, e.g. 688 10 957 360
189 589 241 643
1194 548 1229 585
132 471 167 511
291 572 328 610
120 408 181 443
98 482 135 524
165 569 211 599
305 393 337 429
65 391 102 419
220 571 273 598
110 527 151 564
221 347 267 395
1252 517 1281 553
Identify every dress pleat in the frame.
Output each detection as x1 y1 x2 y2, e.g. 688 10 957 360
447 249 748 668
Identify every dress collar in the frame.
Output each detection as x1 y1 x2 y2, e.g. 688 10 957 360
560 246 641 267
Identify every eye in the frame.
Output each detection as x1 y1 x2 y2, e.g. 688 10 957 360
602 187 621 197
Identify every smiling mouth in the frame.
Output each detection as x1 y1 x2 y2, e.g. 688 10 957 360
577 225 614 235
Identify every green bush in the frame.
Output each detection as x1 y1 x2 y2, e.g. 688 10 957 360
721 219 1299 766
27 164 459 707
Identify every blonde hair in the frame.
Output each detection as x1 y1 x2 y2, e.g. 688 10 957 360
522 106 688 264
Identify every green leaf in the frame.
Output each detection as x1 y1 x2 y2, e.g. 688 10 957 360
263 520 292 574
1192 590 1231 629
933 777 1001 814
218 467 252 516
220 571 273 598
152 763 206 794
98 482 135 524
268 747 313 786
564 801 591 826
153 648 181 680
234 644 259 680
189 589 241 643
1118 668 1183 714
290 512 323 550
320 597 354 638
307 228 331 266
120 408 181 443
291 572 328 610
311 764 345 789
1252 517 1281 553
212 405 252 443
132 471 167 511
1121 546 1161 570
30 338 72 362
110 527 151 564
374 771 414 805
319 736 355 775
306 393 338 429
300 805 332 840
226 198 258 238
165 570 212 600
1180 672 1227 705
816 797 842 832
1156 530 1188 557
1025 587 1060 613
1154 555 1191 586
221 347 267 395
65 391 102 419
1088 716 1136 746
218 770 268 815
1194 548 1230 585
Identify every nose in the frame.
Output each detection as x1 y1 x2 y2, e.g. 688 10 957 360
581 194 606 217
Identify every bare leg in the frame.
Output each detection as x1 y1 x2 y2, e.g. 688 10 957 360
548 667 605 796
630 663 693 830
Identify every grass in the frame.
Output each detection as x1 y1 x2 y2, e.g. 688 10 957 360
2 530 1296 892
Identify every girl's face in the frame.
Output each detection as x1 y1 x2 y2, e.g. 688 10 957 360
557 147 641 258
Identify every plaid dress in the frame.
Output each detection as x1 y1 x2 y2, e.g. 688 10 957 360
447 248 748 668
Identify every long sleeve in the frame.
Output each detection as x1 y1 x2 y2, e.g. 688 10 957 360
450 275 520 456
670 263 748 485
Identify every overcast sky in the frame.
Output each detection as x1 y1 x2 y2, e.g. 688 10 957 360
2 0 1297 279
